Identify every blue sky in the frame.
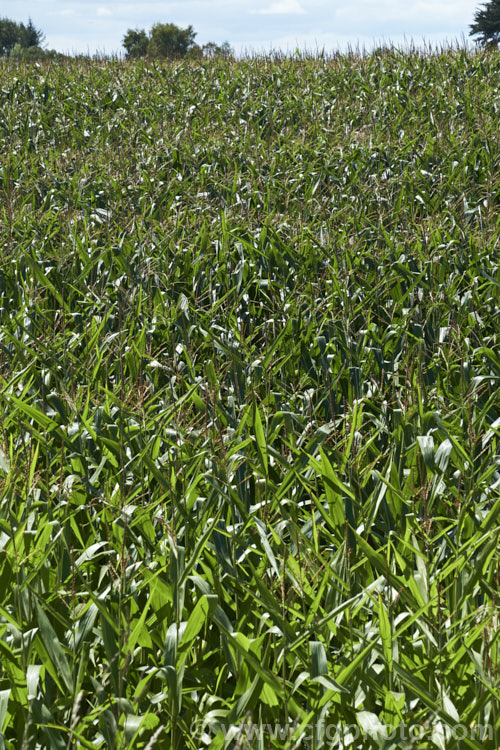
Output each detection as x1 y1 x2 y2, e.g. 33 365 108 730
8 1 480 56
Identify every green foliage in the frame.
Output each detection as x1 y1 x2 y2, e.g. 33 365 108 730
0 18 21 57
19 18 44 49
148 22 197 59
0 17 44 57
202 41 233 58
470 0 500 46
122 22 198 60
0 48 499 748
122 28 149 59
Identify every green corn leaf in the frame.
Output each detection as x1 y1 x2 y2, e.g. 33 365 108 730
34 602 73 695
0 689 10 734
252 400 268 475
378 594 393 675
417 435 435 473
26 665 42 700
179 594 217 650
310 641 328 678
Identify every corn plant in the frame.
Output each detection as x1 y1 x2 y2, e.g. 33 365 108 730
0 47 498 749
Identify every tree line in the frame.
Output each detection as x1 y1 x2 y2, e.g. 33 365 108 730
0 17 47 58
1 4 500 61
122 23 232 60
0 17 232 62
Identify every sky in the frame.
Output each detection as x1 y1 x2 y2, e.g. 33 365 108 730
7 0 481 57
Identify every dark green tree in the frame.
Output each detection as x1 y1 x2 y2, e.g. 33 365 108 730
122 28 149 58
202 41 233 58
0 18 21 56
147 22 197 58
122 23 233 61
20 17 45 48
0 17 44 56
470 0 500 47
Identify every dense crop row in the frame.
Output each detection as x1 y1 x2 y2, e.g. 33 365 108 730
0 49 499 748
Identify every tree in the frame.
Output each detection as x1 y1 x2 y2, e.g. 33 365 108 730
0 18 21 56
122 23 233 61
148 22 197 58
122 28 149 59
470 0 500 47
202 41 233 58
122 23 198 59
0 17 44 56
20 18 45 49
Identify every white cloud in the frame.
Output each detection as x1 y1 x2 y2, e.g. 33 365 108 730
97 7 113 16
335 0 475 27
49 8 76 16
256 0 306 15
